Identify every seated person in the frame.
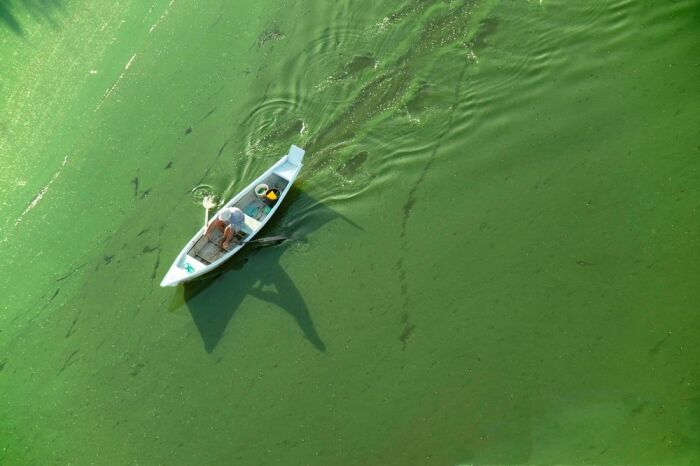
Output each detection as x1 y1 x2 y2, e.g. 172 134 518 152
205 207 245 250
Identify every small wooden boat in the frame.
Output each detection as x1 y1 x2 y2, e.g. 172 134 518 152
160 145 305 287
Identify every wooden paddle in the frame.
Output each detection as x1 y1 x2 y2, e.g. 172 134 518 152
238 235 289 247
202 195 216 230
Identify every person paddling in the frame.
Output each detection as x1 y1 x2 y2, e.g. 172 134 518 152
205 207 245 250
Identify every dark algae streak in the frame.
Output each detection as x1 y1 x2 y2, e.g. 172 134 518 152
56 349 79 376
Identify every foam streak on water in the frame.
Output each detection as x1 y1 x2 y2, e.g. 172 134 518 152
1 155 69 246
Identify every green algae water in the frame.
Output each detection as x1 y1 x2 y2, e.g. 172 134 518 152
1 0 699 464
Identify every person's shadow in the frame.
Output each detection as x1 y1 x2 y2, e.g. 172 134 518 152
169 190 360 353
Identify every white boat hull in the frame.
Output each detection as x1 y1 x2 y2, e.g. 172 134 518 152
160 145 305 287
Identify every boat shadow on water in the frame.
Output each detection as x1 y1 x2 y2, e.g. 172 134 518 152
169 190 361 353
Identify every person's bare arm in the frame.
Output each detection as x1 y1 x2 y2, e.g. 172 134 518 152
221 225 234 250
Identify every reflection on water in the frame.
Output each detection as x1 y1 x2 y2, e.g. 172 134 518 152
184 245 325 353
172 191 360 353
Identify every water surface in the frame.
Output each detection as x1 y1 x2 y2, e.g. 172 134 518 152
1 0 699 464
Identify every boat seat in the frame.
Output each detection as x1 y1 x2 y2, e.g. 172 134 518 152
240 214 261 235
274 161 297 181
